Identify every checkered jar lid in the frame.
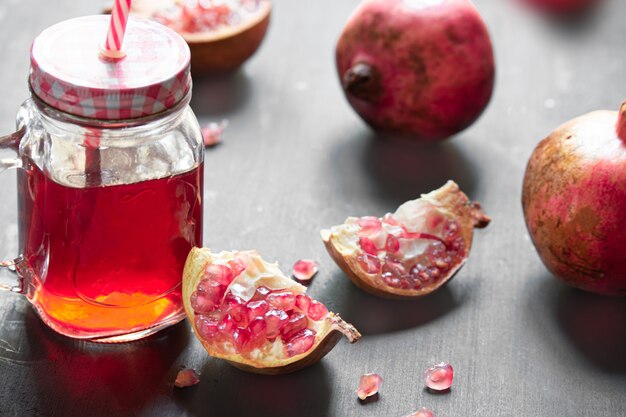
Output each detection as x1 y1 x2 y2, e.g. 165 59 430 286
30 15 191 120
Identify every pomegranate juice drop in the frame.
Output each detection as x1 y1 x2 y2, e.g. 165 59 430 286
18 163 203 340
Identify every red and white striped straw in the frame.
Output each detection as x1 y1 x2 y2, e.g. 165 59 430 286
102 0 132 59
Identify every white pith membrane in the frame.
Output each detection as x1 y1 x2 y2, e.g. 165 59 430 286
182 248 359 369
321 181 482 295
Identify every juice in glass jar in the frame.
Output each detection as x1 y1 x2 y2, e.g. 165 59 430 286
18 162 203 340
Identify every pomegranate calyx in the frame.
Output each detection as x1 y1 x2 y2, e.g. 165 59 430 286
342 62 382 102
618 101 626 142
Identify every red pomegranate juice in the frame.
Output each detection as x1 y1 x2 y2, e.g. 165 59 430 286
18 163 203 340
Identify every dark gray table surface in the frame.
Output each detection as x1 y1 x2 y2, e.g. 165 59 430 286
1 1 625 416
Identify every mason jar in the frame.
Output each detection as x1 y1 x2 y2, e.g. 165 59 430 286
0 15 204 342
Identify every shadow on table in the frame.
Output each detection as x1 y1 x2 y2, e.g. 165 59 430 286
328 129 478 206
539 0 607 35
322 271 462 335
528 275 626 373
190 70 252 117
174 360 331 417
25 310 190 417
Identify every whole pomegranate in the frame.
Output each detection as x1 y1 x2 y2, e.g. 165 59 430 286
335 0 495 141
523 0 599 15
522 102 626 296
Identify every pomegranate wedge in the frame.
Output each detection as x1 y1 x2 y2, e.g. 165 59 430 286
321 181 490 299
182 248 360 374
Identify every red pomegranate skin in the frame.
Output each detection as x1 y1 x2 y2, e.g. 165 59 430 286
522 104 626 296
523 0 598 14
336 0 495 141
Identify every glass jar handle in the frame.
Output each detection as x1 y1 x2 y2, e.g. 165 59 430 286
0 127 25 292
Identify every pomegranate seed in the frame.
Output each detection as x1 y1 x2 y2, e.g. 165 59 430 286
233 328 251 351
307 300 328 321
224 293 249 327
424 362 453 391
404 407 435 417
174 368 200 388
267 290 296 311
444 220 459 239
280 312 309 341
254 286 271 299
218 315 237 335
295 294 312 313
357 216 382 236
410 264 434 283
357 254 381 274
196 278 211 293
265 309 289 339
285 329 317 357
357 373 383 400
246 300 269 321
292 259 319 282
382 273 403 288
383 256 407 277
190 291 218 314
228 258 247 278
201 120 228 147
203 264 234 286
194 315 219 340
385 235 400 253
359 237 379 255
248 317 267 349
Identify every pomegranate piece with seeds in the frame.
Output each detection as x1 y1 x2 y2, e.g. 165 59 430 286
357 373 383 400
117 0 272 73
321 181 490 298
292 259 319 282
174 368 200 388
424 362 454 391
182 248 361 374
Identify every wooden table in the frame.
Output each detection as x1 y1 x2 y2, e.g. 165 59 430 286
1 1 625 416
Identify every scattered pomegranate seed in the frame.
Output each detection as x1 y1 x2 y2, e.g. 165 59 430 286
285 328 317 357
201 120 228 147
404 407 435 417
292 259 319 282
424 362 454 391
357 373 383 400
174 368 200 388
